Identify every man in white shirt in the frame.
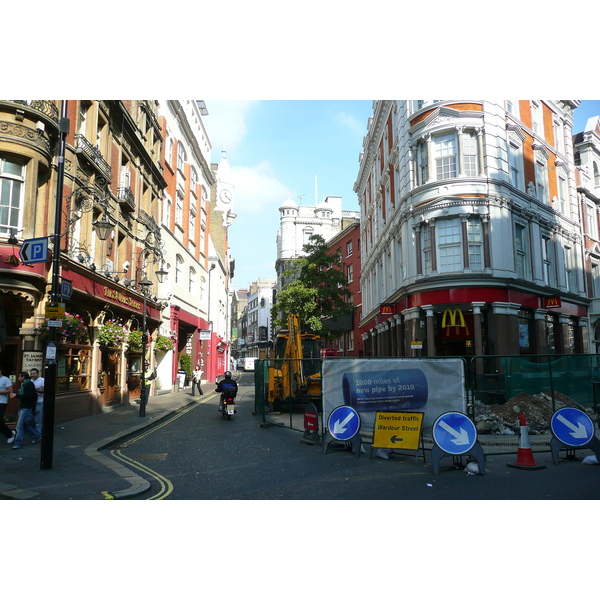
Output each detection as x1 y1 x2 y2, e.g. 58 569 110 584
0 366 15 443
29 368 44 433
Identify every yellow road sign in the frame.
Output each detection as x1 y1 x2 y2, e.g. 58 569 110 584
373 411 424 450
45 302 66 319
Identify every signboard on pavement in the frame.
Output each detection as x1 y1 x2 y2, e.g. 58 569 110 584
373 411 423 450
432 411 478 455
550 408 594 447
327 405 361 441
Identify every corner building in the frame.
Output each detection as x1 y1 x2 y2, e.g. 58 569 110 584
356 100 589 365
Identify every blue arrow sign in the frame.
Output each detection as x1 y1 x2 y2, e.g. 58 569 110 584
550 408 594 447
327 405 361 441
19 237 48 264
433 411 477 455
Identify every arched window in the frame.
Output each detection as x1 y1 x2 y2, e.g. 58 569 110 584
175 255 183 284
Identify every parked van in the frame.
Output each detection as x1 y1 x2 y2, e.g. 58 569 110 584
243 357 257 371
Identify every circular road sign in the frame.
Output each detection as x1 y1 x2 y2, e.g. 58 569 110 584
432 411 477 455
327 405 361 441
550 407 594 447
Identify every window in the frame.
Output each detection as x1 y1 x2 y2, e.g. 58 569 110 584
176 191 183 227
554 120 564 155
190 209 196 241
515 222 530 278
177 143 186 172
542 235 557 287
346 240 353 257
586 202 598 240
467 219 483 270
0 157 24 235
190 167 198 195
347 263 354 283
594 163 600 188
535 159 548 204
422 223 432 275
531 101 542 135
558 175 568 216
463 132 478 177
189 267 196 294
437 219 462 273
303 228 313 245
418 141 428 184
175 255 183 284
348 330 354 351
58 347 91 392
434 133 457 179
565 246 577 292
508 142 523 190
592 262 600 297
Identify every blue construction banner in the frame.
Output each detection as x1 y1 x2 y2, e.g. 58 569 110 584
323 358 465 435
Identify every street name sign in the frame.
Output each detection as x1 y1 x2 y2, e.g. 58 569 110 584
327 405 361 441
373 411 423 450
19 237 49 264
550 408 594 447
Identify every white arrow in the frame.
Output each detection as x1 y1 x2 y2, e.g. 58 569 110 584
332 412 356 435
557 414 589 439
439 420 470 445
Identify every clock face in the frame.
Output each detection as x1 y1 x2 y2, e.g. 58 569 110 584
220 189 232 203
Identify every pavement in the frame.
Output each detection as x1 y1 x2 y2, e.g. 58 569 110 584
0 387 204 500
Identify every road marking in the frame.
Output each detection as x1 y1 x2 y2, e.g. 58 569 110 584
108 394 214 500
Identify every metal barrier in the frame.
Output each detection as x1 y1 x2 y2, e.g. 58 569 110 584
253 354 600 455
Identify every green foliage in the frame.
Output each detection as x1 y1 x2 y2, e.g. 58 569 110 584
272 234 354 336
127 329 143 350
97 320 128 347
155 335 175 351
179 352 192 379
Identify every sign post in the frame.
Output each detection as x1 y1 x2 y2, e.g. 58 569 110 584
549 407 600 465
18 237 49 264
300 403 321 445
323 405 362 458
431 411 485 475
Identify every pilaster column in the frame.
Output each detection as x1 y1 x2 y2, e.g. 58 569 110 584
422 304 436 357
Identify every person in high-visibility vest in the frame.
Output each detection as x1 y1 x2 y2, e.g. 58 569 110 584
143 360 156 402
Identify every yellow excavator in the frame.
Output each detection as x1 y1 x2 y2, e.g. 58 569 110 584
267 313 322 412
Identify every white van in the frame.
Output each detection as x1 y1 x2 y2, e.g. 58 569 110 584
243 357 257 371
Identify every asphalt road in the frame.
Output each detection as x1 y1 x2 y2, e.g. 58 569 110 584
100 372 600 500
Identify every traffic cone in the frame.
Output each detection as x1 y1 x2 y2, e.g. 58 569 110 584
507 412 546 470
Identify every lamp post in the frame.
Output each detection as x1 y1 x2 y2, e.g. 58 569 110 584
41 102 114 470
138 275 152 418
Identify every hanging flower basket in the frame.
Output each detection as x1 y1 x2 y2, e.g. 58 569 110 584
127 329 143 350
155 334 175 352
97 320 128 347
36 312 90 344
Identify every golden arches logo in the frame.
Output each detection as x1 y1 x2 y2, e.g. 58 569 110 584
442 309 469 335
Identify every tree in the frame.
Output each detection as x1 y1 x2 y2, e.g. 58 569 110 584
272 234 354 336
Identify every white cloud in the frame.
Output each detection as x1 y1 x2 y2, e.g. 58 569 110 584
336 111 364 136
205 100 258 157
231 161 290 213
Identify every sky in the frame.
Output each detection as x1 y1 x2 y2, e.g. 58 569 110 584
204 100 600 291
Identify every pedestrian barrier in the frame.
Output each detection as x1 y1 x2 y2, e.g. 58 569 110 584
253 354 600 456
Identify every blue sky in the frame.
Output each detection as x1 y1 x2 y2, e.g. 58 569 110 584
205 100 600 291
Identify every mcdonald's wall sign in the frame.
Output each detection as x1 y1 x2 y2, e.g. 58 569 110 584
544 297 561 309
380 304 395 316
441 308 472 339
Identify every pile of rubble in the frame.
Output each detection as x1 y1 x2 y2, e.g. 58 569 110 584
475 390 596 435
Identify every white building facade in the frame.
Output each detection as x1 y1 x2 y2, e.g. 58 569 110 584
356 100 589 361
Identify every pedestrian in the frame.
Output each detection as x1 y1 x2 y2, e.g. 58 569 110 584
191 365 203 396
10 371 41 449
0 366 15 443
143 360 155 402
29 367 44 433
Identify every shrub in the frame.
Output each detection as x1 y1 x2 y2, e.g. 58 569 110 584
36 312 90 344
97 320 128 347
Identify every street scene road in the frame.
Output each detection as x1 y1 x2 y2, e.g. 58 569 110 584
101 373 600 501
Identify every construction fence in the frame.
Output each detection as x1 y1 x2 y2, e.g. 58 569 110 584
253 354 600 455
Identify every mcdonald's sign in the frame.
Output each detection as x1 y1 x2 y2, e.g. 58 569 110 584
441 308 470 337
544 297 561 309
380 304 394 316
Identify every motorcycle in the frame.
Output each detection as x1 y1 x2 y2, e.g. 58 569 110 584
219 388 237 420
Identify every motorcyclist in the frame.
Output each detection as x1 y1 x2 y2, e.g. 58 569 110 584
215 371 238 412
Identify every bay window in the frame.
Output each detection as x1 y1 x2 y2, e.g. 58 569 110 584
0 156 24 235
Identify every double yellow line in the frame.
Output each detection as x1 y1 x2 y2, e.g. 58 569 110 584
108 396 211 500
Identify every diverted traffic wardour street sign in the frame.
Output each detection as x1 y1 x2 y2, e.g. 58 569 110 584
373 411 423 450
19 237 49 264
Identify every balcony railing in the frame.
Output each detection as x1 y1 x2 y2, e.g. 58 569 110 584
7 100 59 122
117 186 135 212
75 134 112 181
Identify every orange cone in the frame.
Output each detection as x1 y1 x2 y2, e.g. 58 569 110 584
507 413 546 470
